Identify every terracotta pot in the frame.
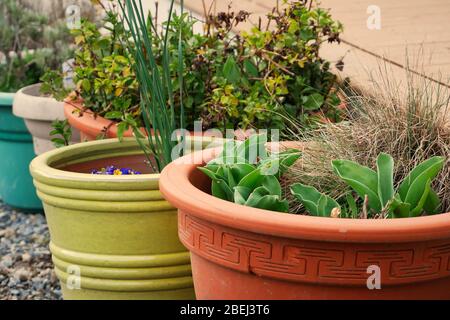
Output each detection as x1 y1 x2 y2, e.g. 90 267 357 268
160 146 450 300
13 84 80 155
65 101 256 142
64 101 130 141
30 137 225 300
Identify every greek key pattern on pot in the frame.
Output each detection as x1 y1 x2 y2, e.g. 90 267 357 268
179 212 450 285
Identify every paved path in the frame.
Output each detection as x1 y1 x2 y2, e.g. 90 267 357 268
176 0 450 90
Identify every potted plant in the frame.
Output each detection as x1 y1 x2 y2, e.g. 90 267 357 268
12 0 101 154
30 0 225 300
159 70 450 299
30 136 224 299
44 0 344 141
0 0 74 210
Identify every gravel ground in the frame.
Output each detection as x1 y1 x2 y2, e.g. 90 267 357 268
0 201 61 300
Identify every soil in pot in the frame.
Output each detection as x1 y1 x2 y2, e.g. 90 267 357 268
0 92 42 211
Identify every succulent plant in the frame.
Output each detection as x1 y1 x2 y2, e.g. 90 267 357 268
291 153 445 218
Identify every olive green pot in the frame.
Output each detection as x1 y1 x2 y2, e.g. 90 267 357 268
29 137 224 300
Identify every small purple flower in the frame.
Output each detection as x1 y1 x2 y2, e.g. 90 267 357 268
120 168 131 175
90 165 142 175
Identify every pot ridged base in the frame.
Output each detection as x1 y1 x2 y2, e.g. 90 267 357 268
59 283 195 300
50 242 194 300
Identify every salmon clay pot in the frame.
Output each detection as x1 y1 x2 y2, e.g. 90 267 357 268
64 101 135 141
160 146 450 300
65 101 255 142
30 137 223 299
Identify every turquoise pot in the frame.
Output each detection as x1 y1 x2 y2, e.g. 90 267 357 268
0 92 42 210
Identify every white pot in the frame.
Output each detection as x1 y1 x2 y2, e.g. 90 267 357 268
12 83 80 155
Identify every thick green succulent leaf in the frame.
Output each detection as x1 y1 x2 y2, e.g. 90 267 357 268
234 186 252 205
223 166 237 189
345 193 358 218
212 167 234 201
238 168 266 190
409 178 431 217
229 163 256 183
290 183 321 215
261 175 282 197
236 133 268 164
394 202 412 218
245 186 288 212
389 194 412 218
218 156 249 165
317 194 337 217
258 157 281 176
402 157 444 209
198 166 222 181
258 148 301 177
332 159 381 212
398 156 445 201
203 164 220 174
245 186 270 207
211 178 234 201
376 153 394 207
423 188 441 215
199 166 234 201
290 183 339 217
209 140 240 165
280 149 301 168
210 134 268 165
254 196 289 212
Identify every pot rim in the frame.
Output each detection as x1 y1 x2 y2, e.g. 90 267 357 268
0 91 15 107
30 138 160 188
30 136 225 189
160 146 450 243
13 83 65 120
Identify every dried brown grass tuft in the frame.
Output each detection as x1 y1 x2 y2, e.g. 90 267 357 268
284 62 450 215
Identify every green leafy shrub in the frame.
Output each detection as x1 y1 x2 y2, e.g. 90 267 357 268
0 0 73 92
42 9 141 138
43 0 343 137
201 0 343 130
49 119 72 148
